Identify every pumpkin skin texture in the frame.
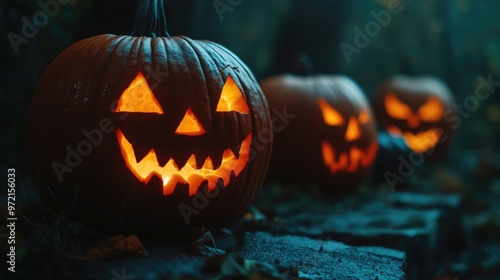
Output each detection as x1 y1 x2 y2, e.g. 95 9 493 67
261 75 378 194
26 1 272 234
373 75 455 160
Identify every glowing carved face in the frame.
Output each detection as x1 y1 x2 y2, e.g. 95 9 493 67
384 93 444 153
113 72 252 196
317 98 378 174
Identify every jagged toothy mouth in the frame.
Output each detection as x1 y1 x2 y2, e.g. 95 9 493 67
117 130 252 196
387 126 441 153
321 141 378 174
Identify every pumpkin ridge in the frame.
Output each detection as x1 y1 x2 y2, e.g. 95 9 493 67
181 37 237 141
202 41 264 140
194 40 272 218
90 36 135 131
177 38 216 138
94 36 131 118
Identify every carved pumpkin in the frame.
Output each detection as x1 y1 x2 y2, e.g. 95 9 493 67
25 0 272 234
373 75 454 159
261 75 378 194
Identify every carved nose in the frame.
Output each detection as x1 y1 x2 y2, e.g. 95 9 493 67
345 117 361 142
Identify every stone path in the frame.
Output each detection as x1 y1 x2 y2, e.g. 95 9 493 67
56 191 465 279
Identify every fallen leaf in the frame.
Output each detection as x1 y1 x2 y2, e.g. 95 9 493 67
70 234 146 261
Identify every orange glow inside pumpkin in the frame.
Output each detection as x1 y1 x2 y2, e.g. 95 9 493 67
216 75 250 114
384 93 444 128
114 72 164 114
113 73 253 196
384 93 411 120
317 98 376 173
117 130 252 196
384 92 445 152
317 98 370 142
418 96 444 122
318 98 344 125
384 93 419 128
321 141 378 173
387 126 441 153
175 108 207 136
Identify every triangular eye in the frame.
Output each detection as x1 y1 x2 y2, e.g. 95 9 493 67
216 75 250 113
418 96 443 122
384 93 411 120
359 109 370 124
175 107 207 136
318 98 344 126
114 72 164 114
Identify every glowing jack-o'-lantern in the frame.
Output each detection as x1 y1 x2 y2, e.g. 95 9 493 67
373 75 455 159
317 98 378 175
25 0 272 234
261 75 378 194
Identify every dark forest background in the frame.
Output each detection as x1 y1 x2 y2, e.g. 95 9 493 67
1 0 500 184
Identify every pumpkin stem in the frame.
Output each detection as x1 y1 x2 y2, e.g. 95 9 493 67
132 0 170 37
292 53 314 76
